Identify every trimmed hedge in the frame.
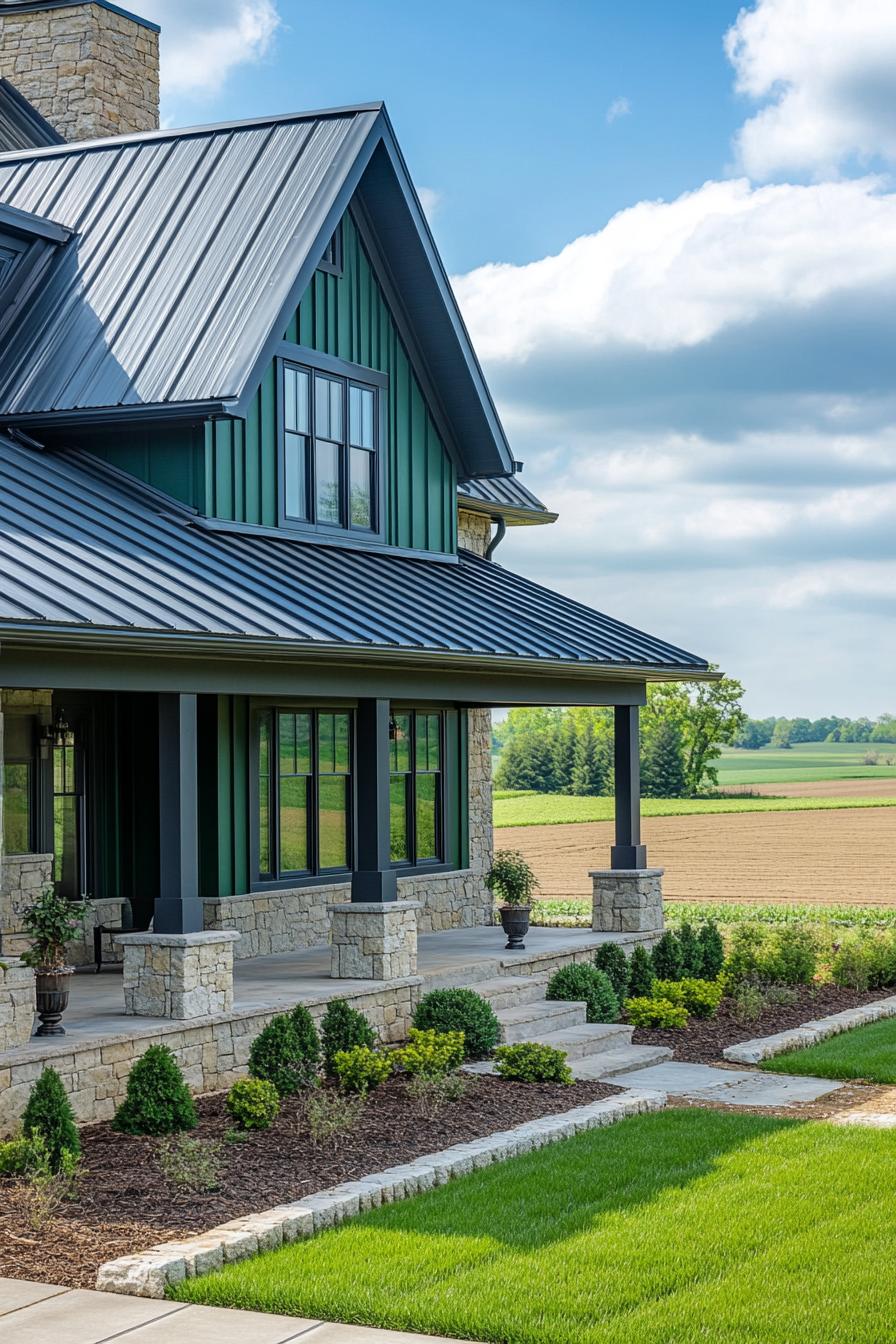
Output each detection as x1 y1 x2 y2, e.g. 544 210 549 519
413 988 500 1059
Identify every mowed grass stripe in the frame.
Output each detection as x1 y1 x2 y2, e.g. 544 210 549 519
494 793 896 828
172 1110 896 1343
762 1015 896 1084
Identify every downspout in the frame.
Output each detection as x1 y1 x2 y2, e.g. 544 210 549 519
485 515 506 561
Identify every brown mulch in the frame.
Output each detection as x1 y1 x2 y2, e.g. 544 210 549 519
632 983 887 1063
0 1073 620 1291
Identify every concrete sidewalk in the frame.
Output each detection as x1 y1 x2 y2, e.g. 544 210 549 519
0 1279 474 1344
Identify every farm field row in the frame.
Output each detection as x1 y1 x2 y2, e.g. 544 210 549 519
715 740 896 786
494 789 896 829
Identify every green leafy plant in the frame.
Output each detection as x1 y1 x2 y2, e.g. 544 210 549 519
17 1133 80 1232
724 924 766 986
494 1041 573 1084
698 921 725 979
320 998 375 1075
226 1077 280 1131
732 983 765 1024
158 1134 223 1193
20 885 89 970
406 1071 469 1118
677 922 704 977
627 944 656 998
22 1067 80 1171
757 925 818 985
651 930 685 982
653 977 724 1019
393 1028 465 1078
113 1045 197 1136
546 963 619 1023
249 1009 320 1097
303 1087 366 1146
0 1136 33 1176
624 996 689 1028
332 1045 393 1094
413 988 501 1059
593 943 630 1000
486 849 540 906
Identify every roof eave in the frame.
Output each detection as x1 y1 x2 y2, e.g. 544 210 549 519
456 495 558 527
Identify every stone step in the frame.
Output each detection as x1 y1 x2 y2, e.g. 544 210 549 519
515 1021 633 1060
423 959 504 991
496 999 587 1043
570 1043 674 1080
470 975 550 1010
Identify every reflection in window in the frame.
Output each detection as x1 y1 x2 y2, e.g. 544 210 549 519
389 711 443 866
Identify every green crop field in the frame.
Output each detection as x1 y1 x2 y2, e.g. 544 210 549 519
494 791 896 828
715 741 896 786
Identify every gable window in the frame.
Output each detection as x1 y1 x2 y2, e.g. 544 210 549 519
317 222 342 276
255 708 352 882
389 711 443 865
281 358 380 536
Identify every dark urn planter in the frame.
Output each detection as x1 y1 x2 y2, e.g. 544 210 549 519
34 968 73 1037
499 904 531 951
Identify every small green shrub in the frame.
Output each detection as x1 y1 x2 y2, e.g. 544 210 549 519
113 1045 197 1136
320 998 375 1074
16 1133 80 1232
724 924 765 986
627 944 656 997
625 996 689 1028
0 1136 35 1176
413 988 500 1059
653 977 724 1019
677 922 704 978
406 1071 469 1118
494 1042 573 1084
547 962 619 1023
733 982 765 1024
332 1045 393 1094
758 925 817 985
393 1028 465 1077
158 1134 222 1193
303 1087 366 1145
698 921 725 979
225 1077 280 1131
651 930 684 982
249 1009 320 1096
22 1067 80 1171
593 943 630 1000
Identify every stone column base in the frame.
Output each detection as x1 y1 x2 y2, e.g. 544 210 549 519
0 958 35 1049
116 930 240 1019
590 868 664 934
328 900 421 980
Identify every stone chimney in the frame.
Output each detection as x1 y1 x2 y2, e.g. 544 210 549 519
0 0 159 142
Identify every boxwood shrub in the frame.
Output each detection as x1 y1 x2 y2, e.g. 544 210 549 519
413 988 500 1059
546 963 619 1023
113 1045 197 1136
494 1042 573 1085
624 996 689 1029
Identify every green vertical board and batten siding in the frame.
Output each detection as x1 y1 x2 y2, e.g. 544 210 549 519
208 209 456 552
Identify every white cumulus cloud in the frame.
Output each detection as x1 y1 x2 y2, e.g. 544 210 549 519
725 0 896 179
605 96 631 125
138 1 281 100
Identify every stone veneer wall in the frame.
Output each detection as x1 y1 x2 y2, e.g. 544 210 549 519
0 976 421 1133
457 508 493 557
0 2 160 141
0 959 34 1052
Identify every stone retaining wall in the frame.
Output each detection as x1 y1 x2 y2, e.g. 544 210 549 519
0 854 53 956
0 958 34 1052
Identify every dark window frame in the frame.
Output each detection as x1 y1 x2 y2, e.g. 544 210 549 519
276 344 387 545
251 705 355 888
389 709 445 869
316 220 343 277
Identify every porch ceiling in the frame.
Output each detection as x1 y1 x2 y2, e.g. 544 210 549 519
0 435 712 681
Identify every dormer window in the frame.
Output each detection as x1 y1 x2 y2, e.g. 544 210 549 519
280 352 385 540
0 232 28 288
317 221 342 276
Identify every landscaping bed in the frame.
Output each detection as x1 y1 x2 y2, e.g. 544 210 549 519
632 982 885 1063
0 1072 620 1291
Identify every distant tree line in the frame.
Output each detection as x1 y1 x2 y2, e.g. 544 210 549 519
735 714 896 749
493 670 746 798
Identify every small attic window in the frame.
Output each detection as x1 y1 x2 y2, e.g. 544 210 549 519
0 232 28 288
317 221 343 277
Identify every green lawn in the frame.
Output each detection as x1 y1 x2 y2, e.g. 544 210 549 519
173 1109 896 1343
494 791 896 828
761 1016 896 1084
716 741 896 786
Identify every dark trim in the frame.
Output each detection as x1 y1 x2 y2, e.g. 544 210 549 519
316 218 343 277
0 2 160 33
611 704 646 870
155 692 204 932
0 202 70 245
1 400 236 430
351 698 397 902
274 341 388 387
457 493 558 528
485 517 507 560
190 513 459 565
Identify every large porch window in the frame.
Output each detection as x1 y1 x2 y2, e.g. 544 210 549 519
255 709 352 882
389 711 443 865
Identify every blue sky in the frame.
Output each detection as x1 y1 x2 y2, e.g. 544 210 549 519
144 1 896 717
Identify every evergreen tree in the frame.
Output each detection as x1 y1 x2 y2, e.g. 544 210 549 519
698 921 725 979
571 719 608 796
677 921 704 977
594 943 630 1000
22 1067 80 1171
651 930 684 981
641 718 688 798
627 945 656 997
552 712 578 793
494 730 558 793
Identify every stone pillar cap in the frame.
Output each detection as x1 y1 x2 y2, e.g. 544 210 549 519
589 868 665 878
327 900 422 914
115 930 241 947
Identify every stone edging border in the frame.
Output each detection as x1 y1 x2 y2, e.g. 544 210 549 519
723 993 896 1065
96 1087 666 1299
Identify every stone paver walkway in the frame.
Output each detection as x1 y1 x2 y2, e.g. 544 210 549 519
611 1060 845 1107
0 1279 475 1344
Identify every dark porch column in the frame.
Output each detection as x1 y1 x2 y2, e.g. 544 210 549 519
154 692 203 933
611 704 647 869
351 698 398 903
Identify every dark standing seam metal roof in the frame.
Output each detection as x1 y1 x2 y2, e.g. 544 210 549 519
458 474 557 524
0 79 64 154
0 436 709 675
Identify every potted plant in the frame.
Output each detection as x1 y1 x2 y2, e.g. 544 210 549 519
486 850 539 950
20 885 90 1036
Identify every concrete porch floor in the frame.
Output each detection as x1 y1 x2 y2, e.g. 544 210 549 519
17 925 639 1056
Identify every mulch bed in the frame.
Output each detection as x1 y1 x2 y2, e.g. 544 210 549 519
0 1073 620 1291
632 983 888 1063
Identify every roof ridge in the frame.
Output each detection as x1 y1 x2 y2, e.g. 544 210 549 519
0 102 386 163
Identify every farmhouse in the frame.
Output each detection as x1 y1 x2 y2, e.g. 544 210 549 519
0 1 711 1124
